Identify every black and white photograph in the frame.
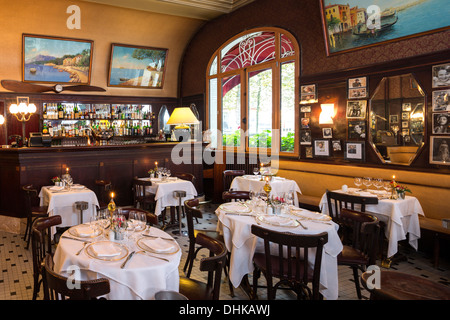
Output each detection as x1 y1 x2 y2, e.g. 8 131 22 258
402 121 409 128
346 100 366 119
348 77 366 88
300 105 311 113
313 139 331 157
300 84 317 104
402 103 412 111
348 120 366 139
432 89 450 112
348 88 367 99
300 130 312 144
301 117 310 129
430 136 450 165
390 115 399 123
433 113 450 134
332 140 342 151
432 63 450 88
344 141 365 161
348 77 368 99
402 112 409 120
322 128 332 138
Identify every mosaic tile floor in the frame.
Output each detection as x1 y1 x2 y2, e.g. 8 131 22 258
1 203 449 300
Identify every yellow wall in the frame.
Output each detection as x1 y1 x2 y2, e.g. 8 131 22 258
0 0 204 97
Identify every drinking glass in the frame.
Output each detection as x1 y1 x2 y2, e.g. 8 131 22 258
354 177 362 190
166 170 171 178
253 167 259 175
373 178 383 190
284 190 295 207
383 180 391 193
138 212 147 231
363 177 372 190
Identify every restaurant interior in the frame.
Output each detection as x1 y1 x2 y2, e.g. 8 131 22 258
0 0 449 304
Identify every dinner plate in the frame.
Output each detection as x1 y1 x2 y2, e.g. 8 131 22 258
290 208 332 221
68 224 103 238
136 237 179 255
255 214 299 228
71 185 85 190
49 186 64 191
219 202 252 213
85 241 128 261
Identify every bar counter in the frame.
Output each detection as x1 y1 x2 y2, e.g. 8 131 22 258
0 142 204 218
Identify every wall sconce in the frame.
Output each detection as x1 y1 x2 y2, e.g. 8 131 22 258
9 101 36 142
319 103 335 124
0 115 4 125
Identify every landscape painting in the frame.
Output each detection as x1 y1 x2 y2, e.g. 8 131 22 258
23 34 93 84
108 44 168 89
320 0 450 55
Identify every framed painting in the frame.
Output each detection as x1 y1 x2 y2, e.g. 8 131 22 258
108 43 168 89
344 141 365 162
430 136 450 165
23 34 93 84
319 0 450 56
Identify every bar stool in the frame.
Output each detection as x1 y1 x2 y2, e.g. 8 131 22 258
75 201 89 224
172 190 187 236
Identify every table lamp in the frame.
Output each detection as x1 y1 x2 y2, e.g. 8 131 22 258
166 107 199 142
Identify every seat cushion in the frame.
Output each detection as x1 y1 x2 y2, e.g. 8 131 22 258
179 277 212 300
337 245 369 265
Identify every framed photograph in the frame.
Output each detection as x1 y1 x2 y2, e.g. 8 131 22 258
346 100 367 119
344 141 365 161
348 88 367 99
16 97 29 105
108 43 168 89
432 63 450 88
402 121 409 128
433 113 450 134
402 112 410 120
401 129 410 136
430 136 450 165
301 117 310 129
300 84 317 104
319 0 450 56
332 140 342 151
305 146 313 158
23 34 93 84
348 120 366 139
432 89 450 112
348 77 368 99
300 130 312 145
313 139 331 157
300 105 311 113
402 103 412 111
389 115 399 123
322 128 333 138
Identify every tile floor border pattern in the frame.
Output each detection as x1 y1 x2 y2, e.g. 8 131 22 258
0 204 449 300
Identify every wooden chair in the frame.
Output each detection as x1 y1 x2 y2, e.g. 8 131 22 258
43 254 110 300
223 169 245 192
94 179 112 211
251 225 328 300
132 177 156 211
117 207 158 226
31 215 62 300
337 208 380 299
325 189 379 222
22 185 49 250
179 233 227 300
173 172 196 185
222 190 251 202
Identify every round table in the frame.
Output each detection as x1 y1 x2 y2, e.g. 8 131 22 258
53 223 182 300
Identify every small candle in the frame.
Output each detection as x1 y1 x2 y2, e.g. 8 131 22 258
110 192 115 199
155 161 158 167
66 167 69 173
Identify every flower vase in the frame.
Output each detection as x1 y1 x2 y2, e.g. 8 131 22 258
150 173 155 178
397 191 405 200
390 188 398 200
114 230 124 240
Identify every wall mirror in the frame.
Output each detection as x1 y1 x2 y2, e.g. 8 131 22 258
369 73 425 166
158 105 171 134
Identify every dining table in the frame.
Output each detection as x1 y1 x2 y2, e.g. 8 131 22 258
229 175 302 206
319 187 425 259
139 177 197 217
52 221 182 300
215 200 343 300
39 185 100 237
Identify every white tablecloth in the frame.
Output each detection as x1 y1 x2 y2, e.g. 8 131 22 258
216 203 343 300
140 177 197 216
39 186 99 236
53 225 181 300
319 188 425 258
230 175 302 206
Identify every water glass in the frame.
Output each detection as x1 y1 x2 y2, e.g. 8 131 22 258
363 177 372 190
354 177 362 189
253 167 259 175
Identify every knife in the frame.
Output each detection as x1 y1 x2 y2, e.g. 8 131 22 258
296 219 308 230
61 235 88 242
121 251 135 269
141 234 176 241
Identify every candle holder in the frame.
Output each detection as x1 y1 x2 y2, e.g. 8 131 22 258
108 194 116 218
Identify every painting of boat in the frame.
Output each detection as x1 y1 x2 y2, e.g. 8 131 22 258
353 10 398 37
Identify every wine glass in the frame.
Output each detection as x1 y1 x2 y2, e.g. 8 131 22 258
363 177 372 190
284 190 295 207
373 178 383 191
354 177 362 190
253 167 259 176
137 212 147 231
383 180 391 193
166 170 171 178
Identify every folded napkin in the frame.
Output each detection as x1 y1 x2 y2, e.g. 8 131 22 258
71 185 85 190
263 215 295 226
151 178 162 182
358 191 375 197
49 186 64 191
141 238 175 253
291 208 331 221
73 225 96 237
91 243 121 257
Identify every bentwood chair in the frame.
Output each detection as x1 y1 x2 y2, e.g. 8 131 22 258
22 185 49 250
94 179 112 212
117 207 158 226
132 177 156 211
179 233 227 300
337 208 380 299
222 190 251 202
223 170 245 192
251 225 328 300
43 254 110 300
31 215 62 300
325 189 379 223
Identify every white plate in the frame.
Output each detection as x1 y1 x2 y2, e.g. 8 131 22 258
49 186 64 191
137 237 179 254
219 202 252 213
290 208 332 221
71 185 85 190
255 214 299 228
86 241 128 261
68 224 103 238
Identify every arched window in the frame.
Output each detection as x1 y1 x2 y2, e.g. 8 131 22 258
206 27 299 155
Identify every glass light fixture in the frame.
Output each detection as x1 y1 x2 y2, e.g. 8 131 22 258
319 103 335 124
0 115 4 125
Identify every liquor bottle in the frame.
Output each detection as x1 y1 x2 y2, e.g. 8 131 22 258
58 104 64 119
42 103 48 119
42 122 48 134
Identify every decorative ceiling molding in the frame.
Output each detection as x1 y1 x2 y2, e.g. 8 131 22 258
80 0 255 20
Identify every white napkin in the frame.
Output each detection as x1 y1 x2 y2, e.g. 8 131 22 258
151 178 162 182
358 191 375 197
91 243 121 257
141 238 175 253
73 225 96 237
49 186 64 191
264 216 295 226
71 185 85 190
291 208 330 221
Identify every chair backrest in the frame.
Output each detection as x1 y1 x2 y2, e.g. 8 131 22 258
184 198 203 241
326 189 378 221
118 207 158 226
223 170 245 191
43 254 110 300
22 184 39 216
31 215 62 299
340 209 380 265
173 172 196 185
195 233 227 300
132 177 153 206
251 225 328 300
222 190 250 202
94 180 112 204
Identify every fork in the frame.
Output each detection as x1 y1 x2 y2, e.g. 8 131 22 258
136 251 169 262
296 219 308 230
75 242 88 255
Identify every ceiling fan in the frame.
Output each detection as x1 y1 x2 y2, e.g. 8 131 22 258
1 80 106 94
